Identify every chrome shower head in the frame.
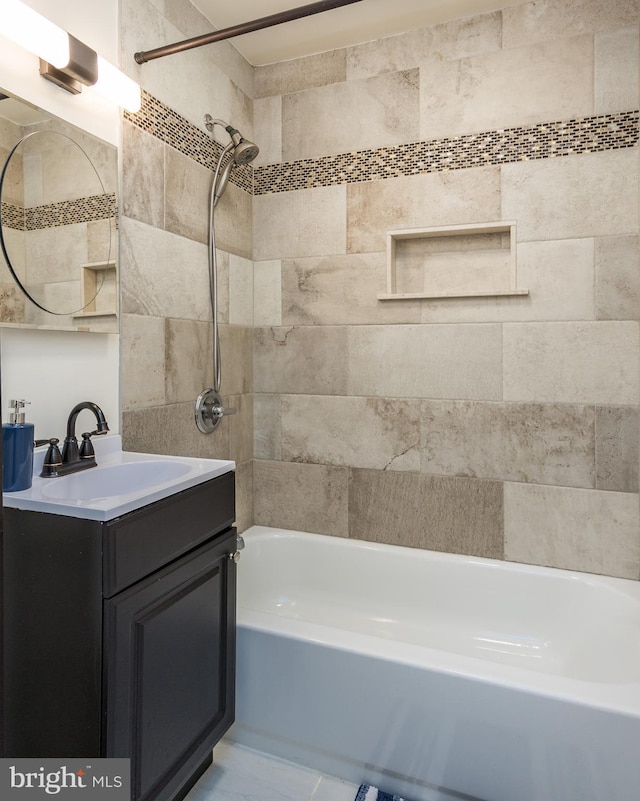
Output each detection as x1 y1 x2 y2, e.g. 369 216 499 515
232 138 259 165
205 115 259 163
205 115 259 205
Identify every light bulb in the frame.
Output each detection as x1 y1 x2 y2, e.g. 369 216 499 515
93 56 141 113
2 0 69 68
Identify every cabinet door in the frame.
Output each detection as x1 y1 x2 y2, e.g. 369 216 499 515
103 529 236 801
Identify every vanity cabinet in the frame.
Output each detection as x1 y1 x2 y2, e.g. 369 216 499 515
3 470 236 801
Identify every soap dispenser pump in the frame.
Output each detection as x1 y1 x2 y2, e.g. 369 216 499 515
2 399 34 492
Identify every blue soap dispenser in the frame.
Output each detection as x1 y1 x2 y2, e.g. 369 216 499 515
2 399 34 492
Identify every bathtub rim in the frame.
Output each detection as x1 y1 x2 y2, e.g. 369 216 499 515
237 525 640 718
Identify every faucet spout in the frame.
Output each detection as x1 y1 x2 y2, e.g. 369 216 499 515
62 401 109 465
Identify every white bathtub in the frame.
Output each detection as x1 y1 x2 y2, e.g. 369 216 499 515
229 526 640 801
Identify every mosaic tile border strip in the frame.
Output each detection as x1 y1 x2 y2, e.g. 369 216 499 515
124 90 253 194
253 111 639 194
2 193 117 231
1 201 24 231
125 90 638 197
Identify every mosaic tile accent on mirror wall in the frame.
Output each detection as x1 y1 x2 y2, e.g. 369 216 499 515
0 201 23 230
1 193 117 230
126 90 638 197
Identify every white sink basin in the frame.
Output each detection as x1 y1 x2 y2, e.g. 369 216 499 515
40 460 192 501
2 435 235 521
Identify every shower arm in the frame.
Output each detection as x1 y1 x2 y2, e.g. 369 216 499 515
134 0 364 64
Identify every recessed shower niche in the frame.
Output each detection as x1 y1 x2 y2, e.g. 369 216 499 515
378 221 529 301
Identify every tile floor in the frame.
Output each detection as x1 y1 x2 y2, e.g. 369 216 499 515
185 739 360 801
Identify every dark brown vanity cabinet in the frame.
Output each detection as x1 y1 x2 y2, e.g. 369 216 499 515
2 470 237 801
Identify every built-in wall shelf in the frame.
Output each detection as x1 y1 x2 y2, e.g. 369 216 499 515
72 260 117 319
378 221 529 301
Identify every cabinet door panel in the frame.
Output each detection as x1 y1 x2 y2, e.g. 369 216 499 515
104 529 236 801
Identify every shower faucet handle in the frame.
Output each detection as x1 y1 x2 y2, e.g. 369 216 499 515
194 389 236 434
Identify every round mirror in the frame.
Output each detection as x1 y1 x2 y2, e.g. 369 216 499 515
0 129 116 318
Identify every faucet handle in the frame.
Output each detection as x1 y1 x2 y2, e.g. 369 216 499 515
79 432 95 460
40 438 63 478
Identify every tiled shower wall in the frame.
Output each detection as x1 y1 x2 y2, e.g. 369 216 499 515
250 0 640 578
118 0 254 530
117 0 639 579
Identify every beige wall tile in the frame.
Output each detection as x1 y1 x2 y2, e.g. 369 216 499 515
421 36 593 140
228 254 254 326
502 0 640 49
254 186 347 261
122 401 230 460
510 239 595 320
595 27 640 113
281 395 421 471
282 253 421 325
503 321 640 404
234 459 254 533
122 122 164 228
253 460 349 536
595 235 640 321
165 318 211 404
347 167 501 254
253 260 282 326
228 393 254 465
346 28 424 80
1 230 25 284
595 406 639 492
349 468 503 558
120 217 210 320
253 96 282 166
502 151 639 243
427 11 503 60
254 50 347 98
214 248 230 325
0 284 25 324
164 145 210 244
219 324 253 396
346 12 502 81
26 225 87 284
209 181 253 260
421 400 595 488
348 324 503 400
254 393 282 460
283 69 419 160
254 325 348 395
421 238 595 324
504 482 640 578
121 313 166 411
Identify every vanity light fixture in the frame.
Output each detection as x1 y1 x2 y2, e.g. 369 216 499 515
3 0 141 112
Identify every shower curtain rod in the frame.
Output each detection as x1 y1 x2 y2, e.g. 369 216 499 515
134 0 365 64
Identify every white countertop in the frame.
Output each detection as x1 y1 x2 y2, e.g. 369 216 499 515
2 435 235 521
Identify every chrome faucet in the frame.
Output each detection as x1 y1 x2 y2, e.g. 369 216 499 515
40 401 109 478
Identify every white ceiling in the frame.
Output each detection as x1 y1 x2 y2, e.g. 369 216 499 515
190 0 528 65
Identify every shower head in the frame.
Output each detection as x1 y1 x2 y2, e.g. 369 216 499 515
232 138 259 165
205 115 259 204
205 115 259 163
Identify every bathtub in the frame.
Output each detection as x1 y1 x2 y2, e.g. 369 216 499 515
229 526 640 801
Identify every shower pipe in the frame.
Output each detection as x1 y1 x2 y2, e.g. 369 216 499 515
134 0 364 64
194 117 259 434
